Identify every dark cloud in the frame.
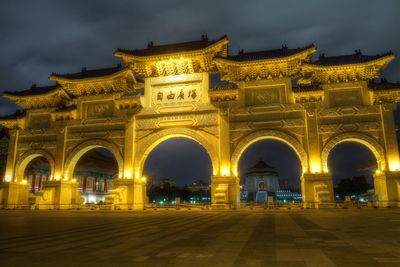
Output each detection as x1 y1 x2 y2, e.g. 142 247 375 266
0 0 399 184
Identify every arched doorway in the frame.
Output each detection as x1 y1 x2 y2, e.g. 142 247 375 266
24 156 51 193
142 137 213 205
72 147 119 204
328 142 377 202
237 139 303 204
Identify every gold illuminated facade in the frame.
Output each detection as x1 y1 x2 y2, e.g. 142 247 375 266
1 35 400 209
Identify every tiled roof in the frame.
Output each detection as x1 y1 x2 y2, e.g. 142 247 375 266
223 44 315 62
51 65 127 80
3 84 59 97
211 80 238 91
312 51 393 66
121 88 144 98
115 35 227 56
368 79 400 91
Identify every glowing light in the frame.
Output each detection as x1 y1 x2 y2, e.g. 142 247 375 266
124 170 132 179
389 162 399 171
141 176 147 182
54 174 61 181
375 169 382 175
5 174 12 182
221 169 229 176
20 180 28 185
71 178 77 183
311 164 320 174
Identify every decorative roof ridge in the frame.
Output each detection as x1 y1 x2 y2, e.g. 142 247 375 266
368 78 400 91
115 34 228 57
2 83 63 98
216 43 316 62
50 64 128 81
307 50 395 67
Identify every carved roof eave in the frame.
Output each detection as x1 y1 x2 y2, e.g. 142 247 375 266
50 68 136 85
0 117 25 130
302 54 395 72
114 37 229 63
209 88 239 104
299 54 395 85
214 46 316 67
2 88 71 109
114 95 143 112
293 89 324 97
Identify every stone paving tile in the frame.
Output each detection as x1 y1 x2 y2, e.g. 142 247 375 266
0 209 400 267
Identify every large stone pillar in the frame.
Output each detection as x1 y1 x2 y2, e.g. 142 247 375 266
0 181 29 209
0 129 30 208
123 115 135 179
211 108 239 208
105 178 146 210
304 105 322 173
32 180 82 209
379 104 400 171
55 126 67 180
301 173 334 208
105 115 146 210
4 129 19 182
374 171 400 207
34 126 84 209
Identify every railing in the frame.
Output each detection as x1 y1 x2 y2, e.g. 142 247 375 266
0 200 396 210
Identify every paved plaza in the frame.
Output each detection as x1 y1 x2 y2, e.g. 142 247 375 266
0 209 400 267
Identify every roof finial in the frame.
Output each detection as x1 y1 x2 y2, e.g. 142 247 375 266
147 41 154 48
355 49 362 55
81 67 87 72
319 53 325 59
281 44 288 50
201 34 208 41
238 48 244 55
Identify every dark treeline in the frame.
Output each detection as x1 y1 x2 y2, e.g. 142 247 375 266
334 175 373 198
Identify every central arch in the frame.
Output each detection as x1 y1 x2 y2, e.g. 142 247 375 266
231 130 308 176
321 132 386 173
136 128 219 178
64 139 124 181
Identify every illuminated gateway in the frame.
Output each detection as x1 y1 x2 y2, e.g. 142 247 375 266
1 35 400 209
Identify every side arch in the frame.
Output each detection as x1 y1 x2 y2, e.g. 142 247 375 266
136 128 219 178
15 149 55 181
231 130 308 176
64 139 124 181
321 132 386 172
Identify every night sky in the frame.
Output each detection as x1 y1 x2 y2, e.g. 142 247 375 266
1 1 400 186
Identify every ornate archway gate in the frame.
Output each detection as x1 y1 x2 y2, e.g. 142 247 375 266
1 36 400 209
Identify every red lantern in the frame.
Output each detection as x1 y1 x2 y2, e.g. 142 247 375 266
82 176 87 193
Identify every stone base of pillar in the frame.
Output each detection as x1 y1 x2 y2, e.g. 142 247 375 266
374 171 400 207
30 180 83 210
0 181 29 209
211 175 240 209
301 173 335 208
105 179 146 210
